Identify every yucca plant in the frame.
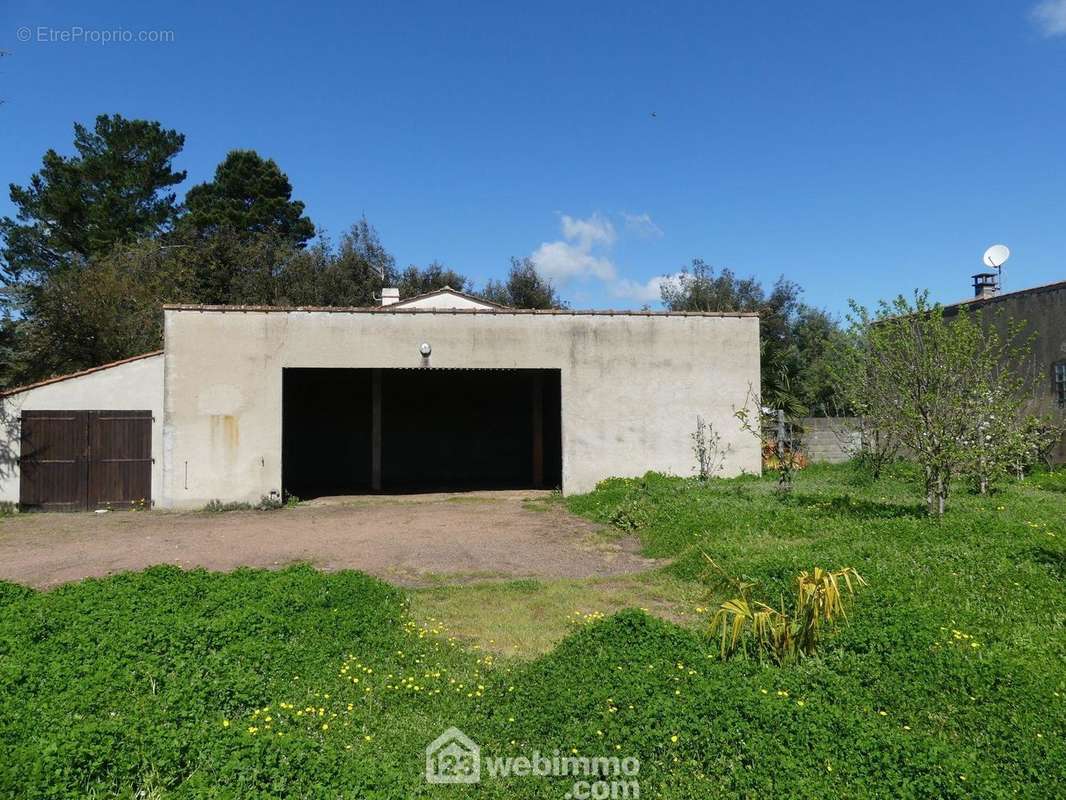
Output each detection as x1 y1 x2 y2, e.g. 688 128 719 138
704 555 866 663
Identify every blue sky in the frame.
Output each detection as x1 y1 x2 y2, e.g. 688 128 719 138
2 1 1065 314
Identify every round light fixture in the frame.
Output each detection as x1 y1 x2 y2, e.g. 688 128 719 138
419 342 432 357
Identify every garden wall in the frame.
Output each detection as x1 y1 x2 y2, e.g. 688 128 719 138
796 417 862 464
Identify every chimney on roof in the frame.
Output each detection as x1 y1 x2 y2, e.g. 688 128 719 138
381 288 400 306
971 272 999 300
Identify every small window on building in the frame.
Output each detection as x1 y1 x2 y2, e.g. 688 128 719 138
1056 361 1066 408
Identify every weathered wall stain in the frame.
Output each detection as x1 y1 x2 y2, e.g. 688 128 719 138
210 415 240 451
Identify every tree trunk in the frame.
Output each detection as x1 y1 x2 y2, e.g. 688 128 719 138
926 470 947 517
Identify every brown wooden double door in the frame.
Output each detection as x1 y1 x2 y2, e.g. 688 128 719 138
19 410 152 511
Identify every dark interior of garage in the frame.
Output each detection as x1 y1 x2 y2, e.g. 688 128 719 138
283 368 561 498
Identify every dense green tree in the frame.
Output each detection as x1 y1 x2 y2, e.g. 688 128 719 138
0 118 411 384
396 262 470 299
0 114 186 284
481 257 565 309
184 216 404 308
660 259 838 411
181 150 314 246
660 259 767 313
0 309 23 391
779 306 843 413
316 219 398 306
13 239 196 379
176 227 296 306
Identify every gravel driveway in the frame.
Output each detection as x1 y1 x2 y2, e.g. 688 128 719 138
0 492 659 589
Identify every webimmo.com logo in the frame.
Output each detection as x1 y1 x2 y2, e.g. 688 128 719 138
426 727 640 797
425 726 480 784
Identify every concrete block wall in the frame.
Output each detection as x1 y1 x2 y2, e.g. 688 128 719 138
796 417 863 464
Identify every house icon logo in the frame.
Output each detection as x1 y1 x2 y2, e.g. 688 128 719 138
425 726 480 784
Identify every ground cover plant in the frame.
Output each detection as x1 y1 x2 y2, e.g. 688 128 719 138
1 462 1063 798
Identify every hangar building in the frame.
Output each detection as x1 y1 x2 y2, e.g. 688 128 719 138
0 288 761 510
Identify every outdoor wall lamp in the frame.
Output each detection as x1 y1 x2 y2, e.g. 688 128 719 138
419 342 432 357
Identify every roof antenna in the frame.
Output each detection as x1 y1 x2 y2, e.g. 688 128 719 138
981 244 1010 294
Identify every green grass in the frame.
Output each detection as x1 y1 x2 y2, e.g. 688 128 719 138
1 462 1064 798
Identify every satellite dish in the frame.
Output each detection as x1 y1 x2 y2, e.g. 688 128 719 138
982 244 1010 269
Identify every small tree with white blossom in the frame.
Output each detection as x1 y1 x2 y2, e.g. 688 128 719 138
835 292 1039 516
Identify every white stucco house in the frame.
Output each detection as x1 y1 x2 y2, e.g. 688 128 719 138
0 288 760 510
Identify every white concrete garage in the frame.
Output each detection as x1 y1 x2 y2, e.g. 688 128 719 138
0 353 163 510
1 289 761 510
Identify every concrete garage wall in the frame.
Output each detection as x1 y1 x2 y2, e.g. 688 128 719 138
0 353 164 505
161 308 761 508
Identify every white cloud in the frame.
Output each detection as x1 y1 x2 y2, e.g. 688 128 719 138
529 211 668 306
610 272 682 303
621 212 664 239
1032 0 1066 36
531 213 618 283
560 213 616 249
611 276 668 303
531 239 617 282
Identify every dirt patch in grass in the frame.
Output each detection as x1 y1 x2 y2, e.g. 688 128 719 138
0 492 662 589
409 572 711 657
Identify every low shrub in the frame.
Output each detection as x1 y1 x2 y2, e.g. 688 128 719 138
202 499 254 512
608 493 653 531
256 493 284 511
706 556 866 663
202 494 294 512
